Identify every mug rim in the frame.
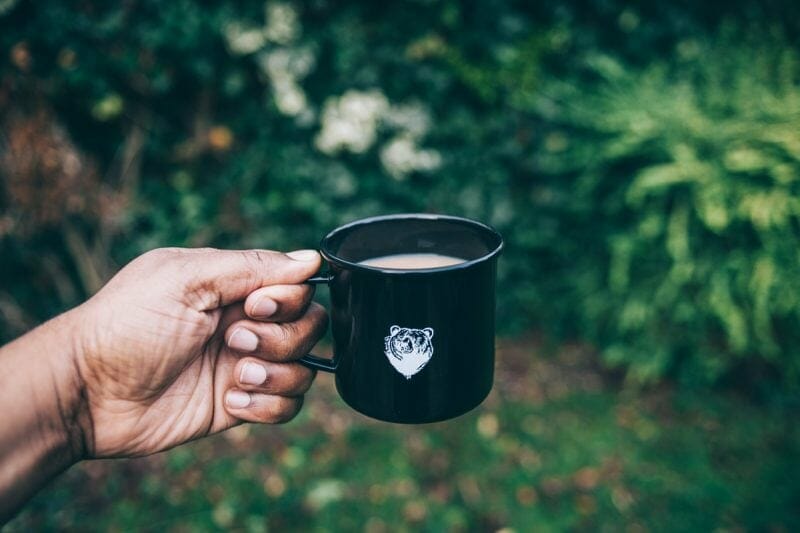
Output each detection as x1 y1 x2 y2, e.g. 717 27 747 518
319 213 504 275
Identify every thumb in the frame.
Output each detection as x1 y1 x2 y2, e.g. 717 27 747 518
190 248 322 310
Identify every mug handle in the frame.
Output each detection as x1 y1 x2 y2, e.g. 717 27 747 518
299 270 338 373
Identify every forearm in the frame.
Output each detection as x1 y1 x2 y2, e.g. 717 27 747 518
0 308 90 523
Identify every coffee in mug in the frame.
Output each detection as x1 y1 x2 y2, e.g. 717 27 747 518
358 253 466 269
300 214 503 423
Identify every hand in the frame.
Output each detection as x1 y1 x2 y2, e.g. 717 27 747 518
73 247 326 457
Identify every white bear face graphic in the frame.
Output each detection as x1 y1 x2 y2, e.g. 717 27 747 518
384 325 434 379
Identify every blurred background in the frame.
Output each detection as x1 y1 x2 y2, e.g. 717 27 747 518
2 0 800 530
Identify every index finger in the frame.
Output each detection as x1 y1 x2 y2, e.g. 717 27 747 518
185 248 321 310
244 284 316 322
225 302 328 362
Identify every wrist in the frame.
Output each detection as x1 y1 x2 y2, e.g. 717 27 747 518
0 306 93 520
7 306 94 463
45 306 94 463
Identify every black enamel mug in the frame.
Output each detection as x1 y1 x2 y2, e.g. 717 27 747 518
300 214 503 424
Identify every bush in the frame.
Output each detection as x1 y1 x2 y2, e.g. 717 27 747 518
518 31 800 385
1 1 800 389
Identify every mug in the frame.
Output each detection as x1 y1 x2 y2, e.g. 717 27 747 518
301 213 503 423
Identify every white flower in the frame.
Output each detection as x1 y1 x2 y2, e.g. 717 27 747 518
315 90 390 154
383 103 432 139
258 48 316 117
223 2 300 56
258 47 315 79
380 134 442 180
264 2 300 44
314 91 441 176
272 77 307 116
223 22 267 55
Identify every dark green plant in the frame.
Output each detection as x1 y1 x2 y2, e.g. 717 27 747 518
2 1 800 389
517 32 800 385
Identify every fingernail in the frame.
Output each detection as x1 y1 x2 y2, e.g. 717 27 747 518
240 362 267 385
286 249 319 261
251 296 278 318
228 327 259 352
226 390 251 409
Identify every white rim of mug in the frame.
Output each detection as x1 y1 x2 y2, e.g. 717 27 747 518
318 213 504 275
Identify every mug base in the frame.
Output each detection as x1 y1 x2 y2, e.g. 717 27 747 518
336 386 492 424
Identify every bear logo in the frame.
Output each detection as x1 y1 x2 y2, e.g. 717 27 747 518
384 325 434 379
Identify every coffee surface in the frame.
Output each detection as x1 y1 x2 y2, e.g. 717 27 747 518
359 253 466 269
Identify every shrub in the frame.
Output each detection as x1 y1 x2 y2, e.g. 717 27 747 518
1 2 799 389
520 32 800 385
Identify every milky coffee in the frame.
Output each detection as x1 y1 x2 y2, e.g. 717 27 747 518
359 253 465 270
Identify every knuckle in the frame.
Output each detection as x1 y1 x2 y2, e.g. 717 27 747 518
123 248 186 283
149 248 201 278
308 303 329 335
242 250 279 271
285 285 313 308
299 283 315 299
295 366 316 393
260 323 302 361
276 285 315 319
264 306 327 359
267 396 302 424
273 322 296 352
135 247 178 267
306 302 327 323
150 246 181 256
284 364 313 393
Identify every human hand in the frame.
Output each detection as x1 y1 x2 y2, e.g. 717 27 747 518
72 247 326 457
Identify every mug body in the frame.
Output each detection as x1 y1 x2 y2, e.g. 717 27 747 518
320 214 502 423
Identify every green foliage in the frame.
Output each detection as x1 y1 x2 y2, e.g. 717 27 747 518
8 349 800 531
517 32 800 385
2 1 800 388
2 5 800 527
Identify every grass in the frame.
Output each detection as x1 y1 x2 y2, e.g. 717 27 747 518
8 337 800 532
